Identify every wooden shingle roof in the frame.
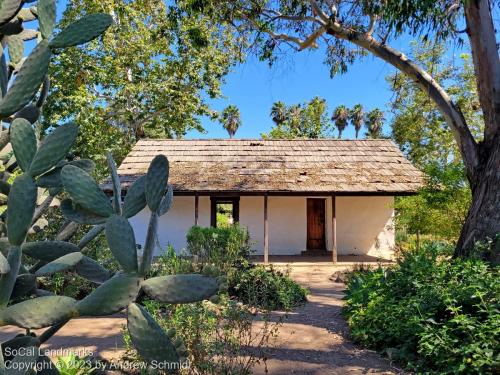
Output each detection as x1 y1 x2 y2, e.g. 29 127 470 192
115 139 424 194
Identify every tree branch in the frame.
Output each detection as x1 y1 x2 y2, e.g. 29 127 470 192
324 21 480 181
308 0 329 23
299 26 326 50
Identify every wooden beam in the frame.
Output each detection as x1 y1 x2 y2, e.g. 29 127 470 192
264 194 269 264
194 194 199 226
332 194 337 264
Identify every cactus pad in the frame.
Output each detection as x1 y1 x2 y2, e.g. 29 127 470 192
0 296 76 329
127 303 179 364
6 34 23 64
37 158 95 188
22 240 80 262
11 273 36 299
76 274 141 316
10 118 36 172
61 165 114 217
0 0 22 25
37 0 56 39
7 174 37 245
35 252 83 276
0 40 51 118
49 13 113 49
29 122 79 177
105 215 138 273
123 175 146 218
141 274 219 304
0 246 21 307
145 155 169 212
75 256 110 284
106 152 122 214
60 198 108 225
158 184 174 216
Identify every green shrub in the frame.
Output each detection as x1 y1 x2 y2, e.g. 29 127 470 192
229 264 308 310
148 245 196 277
123 294 280 374
186 225 251 268
343 242 499 373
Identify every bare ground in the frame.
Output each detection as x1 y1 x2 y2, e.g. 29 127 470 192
0 264 400 374
251 265 400 375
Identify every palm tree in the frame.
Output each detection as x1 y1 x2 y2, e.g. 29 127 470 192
365 109 385 139
332 105 349 138
270 101 287 126
220 105 241 138
349 104 365 139
287 104 302 136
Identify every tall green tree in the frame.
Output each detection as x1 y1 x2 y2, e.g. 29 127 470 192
188 0 500 260
349 104 365 139
332 105 349 138
220 105 241 138
365 109 385 139
43 0 241 175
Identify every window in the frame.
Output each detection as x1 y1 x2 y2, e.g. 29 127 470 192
210 197 240 228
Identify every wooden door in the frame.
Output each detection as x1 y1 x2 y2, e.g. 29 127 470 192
307 198 326 250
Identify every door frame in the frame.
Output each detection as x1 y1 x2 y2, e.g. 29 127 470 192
306 198 327 251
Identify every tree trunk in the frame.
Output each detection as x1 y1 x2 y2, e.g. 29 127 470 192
455 137 500 263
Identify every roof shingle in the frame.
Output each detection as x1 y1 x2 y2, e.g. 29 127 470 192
114 139 424 194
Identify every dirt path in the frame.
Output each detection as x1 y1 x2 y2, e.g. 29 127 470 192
252 265 399 375
0 265 398 374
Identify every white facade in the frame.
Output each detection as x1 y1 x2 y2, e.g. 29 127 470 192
129 195 395 259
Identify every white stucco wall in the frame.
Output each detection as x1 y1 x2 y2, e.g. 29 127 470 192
336 196 395 258
129 195 395 258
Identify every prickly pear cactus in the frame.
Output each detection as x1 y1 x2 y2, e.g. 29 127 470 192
0 2 221 373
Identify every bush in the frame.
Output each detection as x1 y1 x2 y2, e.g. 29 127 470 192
149 245 307 311
148 245 196 277
186 225 251 268
229 264 308 310
123 294 280 374
343 242 499 373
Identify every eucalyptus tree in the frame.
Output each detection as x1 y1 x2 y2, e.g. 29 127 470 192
332 105 349 138
182 0 500 260
220 105 241 138
349 104 365 139
365 109 385 139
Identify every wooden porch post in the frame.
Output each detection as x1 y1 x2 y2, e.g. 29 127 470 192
332 194 337 264
264 194 269 264
194 194 199 226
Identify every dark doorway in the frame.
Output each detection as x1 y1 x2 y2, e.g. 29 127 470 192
210 197 240 228
307 198 326 250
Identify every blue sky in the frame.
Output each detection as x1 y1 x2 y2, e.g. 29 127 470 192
188 49 400 140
